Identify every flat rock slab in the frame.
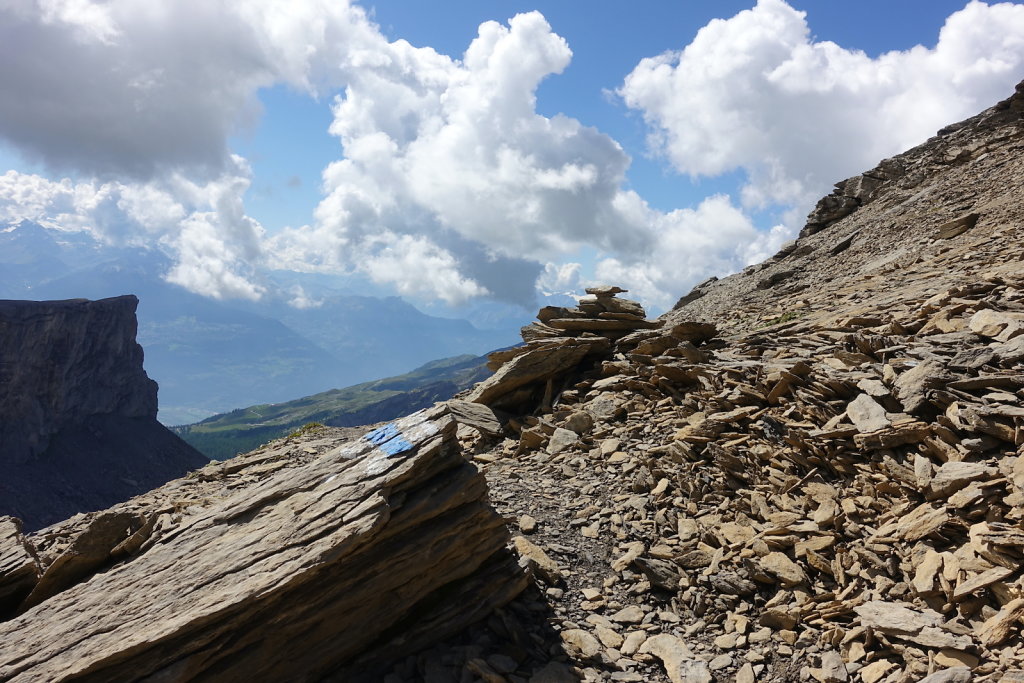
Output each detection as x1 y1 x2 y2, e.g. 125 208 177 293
846 393 891 433
467 342 591 406
0 405 526 682
0 518 39 614
547 318 661 331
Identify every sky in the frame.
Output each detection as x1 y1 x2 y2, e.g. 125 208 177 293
2 0 1023 313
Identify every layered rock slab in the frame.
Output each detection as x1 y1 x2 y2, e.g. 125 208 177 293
0 405 527 682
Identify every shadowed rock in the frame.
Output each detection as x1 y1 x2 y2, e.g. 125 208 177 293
0 296 207 530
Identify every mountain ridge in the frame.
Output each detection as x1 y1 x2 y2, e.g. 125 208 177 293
2 81 1023 681
174 353 493 460
0 228 521 424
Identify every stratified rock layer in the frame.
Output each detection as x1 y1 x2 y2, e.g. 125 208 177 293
0 296 207 530
0 405 527 682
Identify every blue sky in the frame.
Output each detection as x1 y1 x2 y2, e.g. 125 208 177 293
2 0 1023 311
233 0 980 233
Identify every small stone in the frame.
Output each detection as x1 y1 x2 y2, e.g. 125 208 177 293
561 629 601 659
611 542 645 572
969 309 1023 338
858 660 895 683
714 633 739 650
818 650 848 682
519 514 538 534
919 668 972 683
610 605 645 623
513 536 563 585
563 411 595 434
596 626 624 649
846 394 891 433
621 631 647 656
760 552 807 587
736 662 756 683
933 650 979 669
639 634 709 683
547 428 579 455
748 627 772 644
529 661 577 683
709 654 733 671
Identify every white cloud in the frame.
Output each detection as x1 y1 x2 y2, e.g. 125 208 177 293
537 262 583 297
594 194 786 311
4 1 1024 312
0 0 382 178
0 163 267 300
272 11 747 307
620 0 1024 217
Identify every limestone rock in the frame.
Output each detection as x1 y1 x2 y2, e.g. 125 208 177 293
0 296 207 530
936 213 980 239
639 634 709 683
969 309 1024 339
547 428 579 455
467 343 590 407
560 629 600 659
0 518 38 615
919 668 972 683
513 536 563 586
894 360 951 414
760 551 807 587
0 406 528 681
846 394 891 433
446 400 503 436
562 411 594 435
854 601 972 650
668 321 718 343
928 461 997 499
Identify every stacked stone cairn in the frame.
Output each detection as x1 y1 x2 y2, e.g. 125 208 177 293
466 286 717 414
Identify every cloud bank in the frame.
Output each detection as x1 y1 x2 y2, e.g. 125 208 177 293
0 161 266 300
0 0 379 179
2 1 1023 310
620 0 1024 215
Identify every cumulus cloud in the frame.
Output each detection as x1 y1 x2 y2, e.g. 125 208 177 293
620 0 1024 216
594 193 787 310
5 1 1023 310
0 0 381 179
0 162 267 300
267 11 772 307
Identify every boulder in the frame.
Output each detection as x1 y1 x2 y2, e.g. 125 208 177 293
0 406 527 681
466 342 591 407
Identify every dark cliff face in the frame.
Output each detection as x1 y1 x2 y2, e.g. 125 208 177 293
0 296 157 462
0 295 207 530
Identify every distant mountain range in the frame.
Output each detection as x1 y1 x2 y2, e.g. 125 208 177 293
0 220 523 424
173 353 493 460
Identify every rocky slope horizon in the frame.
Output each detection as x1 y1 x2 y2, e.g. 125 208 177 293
1 81 1023 682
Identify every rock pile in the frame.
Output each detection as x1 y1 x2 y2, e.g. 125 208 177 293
440 268 1024 682
468 287 709 414
390 81 1024 682
0 405 527 681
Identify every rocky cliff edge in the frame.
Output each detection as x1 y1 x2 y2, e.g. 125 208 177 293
0 295 207 530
